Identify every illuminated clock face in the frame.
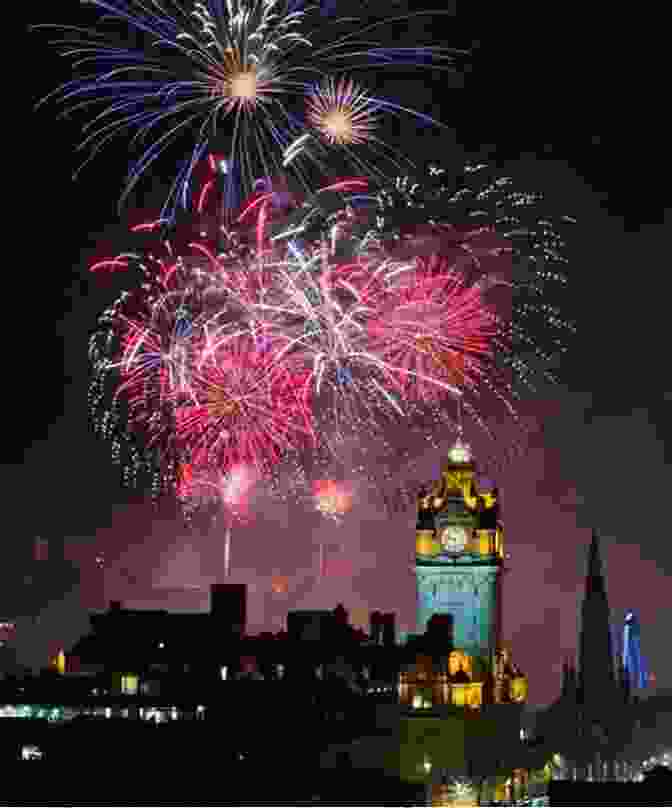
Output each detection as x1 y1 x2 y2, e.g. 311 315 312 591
441 526 469 554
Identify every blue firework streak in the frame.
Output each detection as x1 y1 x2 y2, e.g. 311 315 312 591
33 0 466 222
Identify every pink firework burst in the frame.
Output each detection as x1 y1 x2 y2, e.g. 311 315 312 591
366 256 498 402
173 334 315 476
177 460 256 520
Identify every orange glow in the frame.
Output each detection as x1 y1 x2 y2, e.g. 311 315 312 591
314 479 352 518
271 575 289 595
448 651 472 677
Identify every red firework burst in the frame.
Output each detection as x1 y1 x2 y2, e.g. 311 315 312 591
173 334 315 475
366 256 498 402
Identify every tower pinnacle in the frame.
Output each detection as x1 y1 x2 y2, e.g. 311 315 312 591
586 528 607 597
578 529 616 710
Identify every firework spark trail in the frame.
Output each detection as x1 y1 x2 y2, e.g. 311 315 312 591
34 1 464 220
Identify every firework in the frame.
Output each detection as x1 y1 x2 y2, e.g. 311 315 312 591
306 77 377 146
88 160 573 513
34 1 464 220
363 257 496 401
174 332 315 475
177 460 257 574
313 478 352 520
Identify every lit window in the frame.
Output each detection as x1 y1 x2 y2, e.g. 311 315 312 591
21 745 43 761
171 707 178 720
158 641 165 649
145 707 162 723
105 707 112 719
121 674 138 695
412 693 423 709
220 666 228 681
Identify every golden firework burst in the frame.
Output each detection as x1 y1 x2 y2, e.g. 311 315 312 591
306 77 377 146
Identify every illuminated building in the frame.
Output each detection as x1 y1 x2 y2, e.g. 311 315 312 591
622 610 648 693
407 434 527 712
393 436 530 804
414 436 504 656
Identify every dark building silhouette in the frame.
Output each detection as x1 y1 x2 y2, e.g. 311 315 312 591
540 530 635 780
579 530 619 714
210 583 246 637
287 609 337 643
370 611 396 647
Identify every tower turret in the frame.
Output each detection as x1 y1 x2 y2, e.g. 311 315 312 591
414 434 504 659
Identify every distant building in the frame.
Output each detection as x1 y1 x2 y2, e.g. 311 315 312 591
320 435 535 806
622 610 648 693
64 583 248 694
539 531 637 781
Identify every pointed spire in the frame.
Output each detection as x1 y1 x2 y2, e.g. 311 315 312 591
585 529 606 598
579 529 616 706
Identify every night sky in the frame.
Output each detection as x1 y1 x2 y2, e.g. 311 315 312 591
4 2 669 706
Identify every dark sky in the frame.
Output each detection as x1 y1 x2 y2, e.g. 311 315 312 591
5 2 669 705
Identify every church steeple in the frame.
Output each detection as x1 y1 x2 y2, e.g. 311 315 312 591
585 529 607 598
578 530 616 710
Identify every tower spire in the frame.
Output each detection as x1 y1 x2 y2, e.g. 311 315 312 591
578 528 616 711
447 396 472 465
586 528 606 597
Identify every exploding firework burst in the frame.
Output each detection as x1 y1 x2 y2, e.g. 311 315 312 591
177 332 315 474
88 159 573 514
34 0 464 220
306 76 377 146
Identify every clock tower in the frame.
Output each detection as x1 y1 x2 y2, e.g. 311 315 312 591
415 435 504 660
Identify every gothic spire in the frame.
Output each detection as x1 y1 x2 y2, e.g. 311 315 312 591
579 529 616 710
585 528 607 598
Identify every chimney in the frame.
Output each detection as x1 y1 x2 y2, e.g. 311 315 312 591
210 584 247 637
370 611 383 645
382 612 396 647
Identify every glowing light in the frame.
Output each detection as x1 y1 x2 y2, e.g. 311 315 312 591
448 436 472 464
307 77 377 146
314 479 352 520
